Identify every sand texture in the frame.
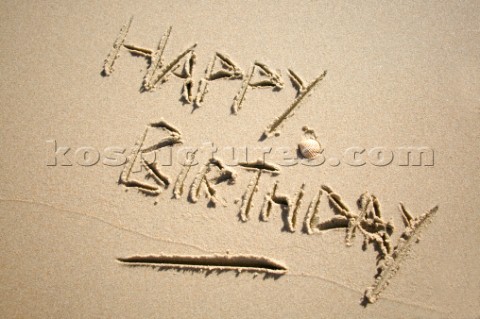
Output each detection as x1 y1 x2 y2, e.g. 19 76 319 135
1 1 479 318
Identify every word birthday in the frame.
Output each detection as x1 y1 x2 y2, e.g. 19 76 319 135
118 118 438 305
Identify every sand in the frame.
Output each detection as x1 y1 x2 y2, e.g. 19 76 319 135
1 1 479 318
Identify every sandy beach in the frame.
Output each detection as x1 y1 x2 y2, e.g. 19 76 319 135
1 1 479 318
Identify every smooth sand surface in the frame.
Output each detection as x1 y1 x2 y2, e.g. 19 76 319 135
1 1 479 318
